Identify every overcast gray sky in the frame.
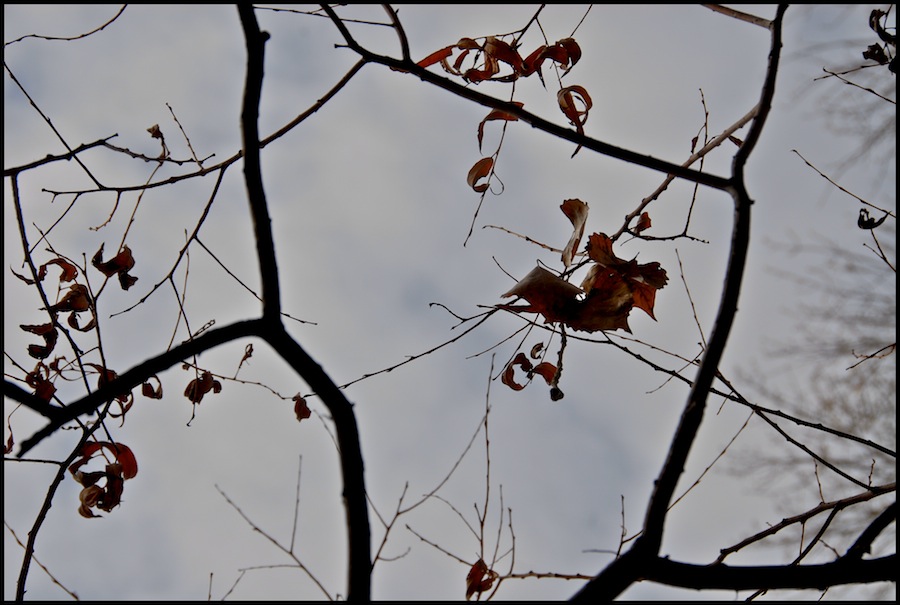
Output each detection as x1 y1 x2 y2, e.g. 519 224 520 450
5 4 895 601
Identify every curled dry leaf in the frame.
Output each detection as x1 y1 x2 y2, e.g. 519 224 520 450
69 440 138 517
142 375 163 399
522 37 581 80
293 394 311 423
633 212 652 234
477 102 523 151
558 85 593 128
557 85 593 155
483 36 523 73
467 157 494 193
557 37 582 71
417 45 454 68
67 307 97 332
858 208 888 230
237 343 254 374
47 284 91 314
184 371 222 404
560 198 589 268
12 257 79 285
502 352 532 391
500 266 583 325
502 350 560 396
26 362 57 402
532 361 558 385
20 322 58 359
92 243 138 290
465 559 498 600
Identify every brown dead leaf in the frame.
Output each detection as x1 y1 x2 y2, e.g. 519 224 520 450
92 244 138 290
499 266 583 325
41 257 79 283
20 322 58 359
47 284 91 314
465 559 498 600
467 157 494 193
25 362 57 402
69 440 138 517
633 212 652 234
184 371 221 404
557 85 593 155
477 102 523 151
560 198 589 268
142 376 163 399
483 36 523 74
501 352 532 391
293 394 312 422
417 45 453 68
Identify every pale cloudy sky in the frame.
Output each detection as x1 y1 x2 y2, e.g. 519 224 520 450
4 4 895 601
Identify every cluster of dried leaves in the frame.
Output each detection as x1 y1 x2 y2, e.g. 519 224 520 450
497 199 666 399
68 441 138 518
417 34 593 193
499 199 667 333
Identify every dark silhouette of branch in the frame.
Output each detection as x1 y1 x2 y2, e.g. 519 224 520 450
264 326 371 600
237 6 280 323
237 6 371 600
844 501 896 562
645 554 895 591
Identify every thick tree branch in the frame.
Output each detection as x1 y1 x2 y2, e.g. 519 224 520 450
647 554 896 591
237 5 281 323
844 501 896 562
265 326 372 601
238 6 371 599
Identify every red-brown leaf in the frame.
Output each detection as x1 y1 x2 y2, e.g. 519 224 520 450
500 266 583 325
184 371 221 404
557 37 582 70
21 323 58 359
467 157 494 193
477 103 523 151
465 559 498 600
456 37 481 50
634 212 652 234
532 361 558 385
142 376 163 399
501 352 532 391
417 46 453 68
92 244 134 276
42 257 79 283
573 267 634 333
294 394 311 422
47 284 91 313
560 198 589 268
71 441 139 480
93 244 138 290
483 36 523 73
